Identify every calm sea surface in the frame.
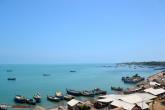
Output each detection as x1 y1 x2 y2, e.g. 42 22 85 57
0 64 158 109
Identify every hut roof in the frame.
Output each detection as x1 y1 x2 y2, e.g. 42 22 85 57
150 81 160 86
111 100 148 110
67 99 82 107
111 100 134 110
120 93 156 103
144 88 165 95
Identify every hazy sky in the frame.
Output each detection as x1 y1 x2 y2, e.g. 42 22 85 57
0 0 165 64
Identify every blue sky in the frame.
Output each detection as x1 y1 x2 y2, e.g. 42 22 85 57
0 0 165 64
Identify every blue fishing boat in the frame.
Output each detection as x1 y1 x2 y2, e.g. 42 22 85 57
66 89 81 96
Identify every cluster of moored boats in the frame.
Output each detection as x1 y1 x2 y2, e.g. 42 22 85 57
13 88 106 105
110 74 145 92
14 93 41 105
47 91 74 102
47 88 107 102
121 74 145 83
66 88 106 96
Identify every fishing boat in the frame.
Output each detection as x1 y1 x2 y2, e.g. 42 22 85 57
33 93 41 103
103 65 112 67
111 86 123 91
47 96 60 102
66 89 81 96
6 69 12 72
55 91 64 99
122 74 145 84
26 99 36 105
0 104 7 110
43 74 50 76
81 90 94 97
7 78 16 81
14 95 26 103
64 95 74 101
69 70 76 72
93 88 107 95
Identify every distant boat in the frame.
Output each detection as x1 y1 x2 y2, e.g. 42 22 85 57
6 69 13 72
47 96 60 102
7 77 16 81
70 70 76 72
103 65 112 67
43 74 50 76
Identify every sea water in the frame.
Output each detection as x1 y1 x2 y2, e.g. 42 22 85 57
0 64 158 109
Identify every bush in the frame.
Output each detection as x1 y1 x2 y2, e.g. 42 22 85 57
78 104 90 110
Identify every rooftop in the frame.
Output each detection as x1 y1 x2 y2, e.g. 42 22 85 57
67 99 82 107
144 88 165 96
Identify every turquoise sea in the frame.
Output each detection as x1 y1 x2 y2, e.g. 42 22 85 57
0 64 158 109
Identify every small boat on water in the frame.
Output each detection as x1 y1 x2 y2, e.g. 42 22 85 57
81 90 94 97
7 78 16 81
26 99 36 105
93 88 107 95
64 95 74 101
55 91 64 99
33 93 41 103
47 96 60 102
14 95 26 103
6 69 12 72
111 86 123 91
66 89 81 96
0 104 7 110
43 74 51 76
69 70 76 72
103 65 112 67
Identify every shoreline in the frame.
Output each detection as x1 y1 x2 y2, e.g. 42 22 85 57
33 70 165 110
0 67 164 108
